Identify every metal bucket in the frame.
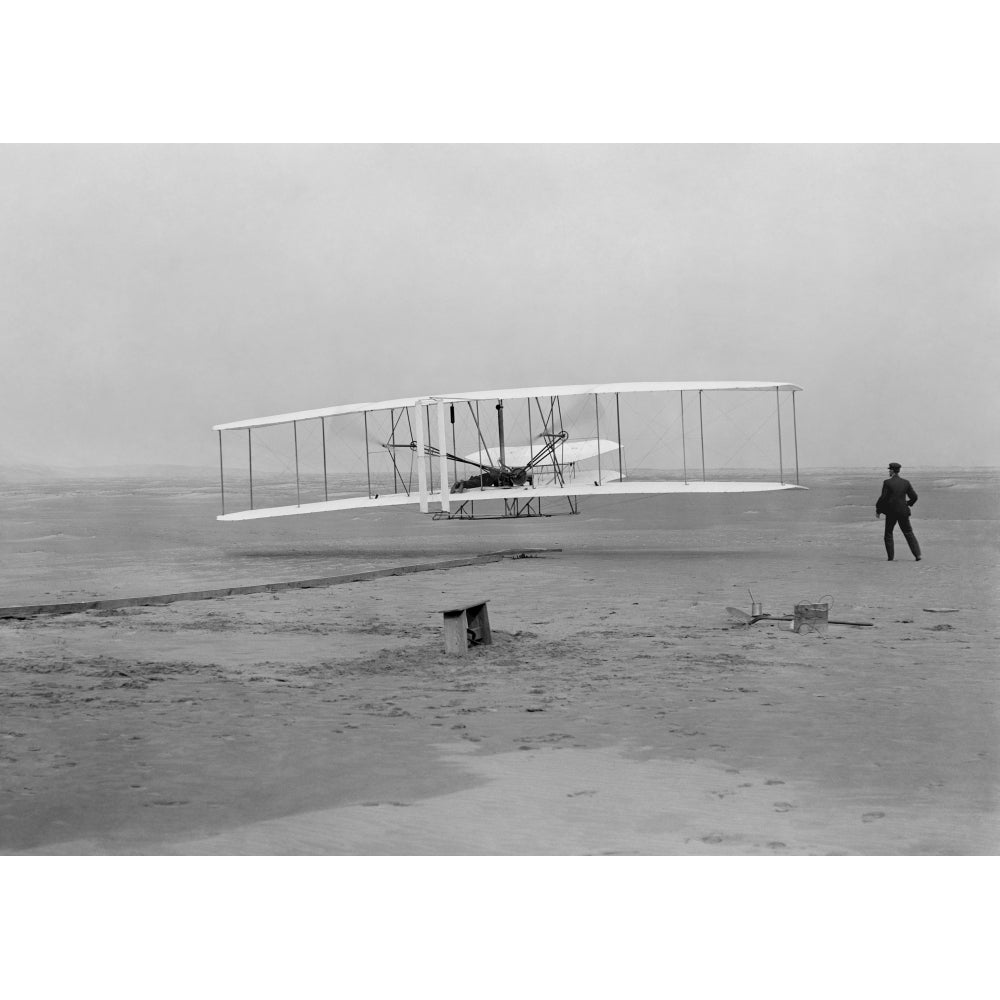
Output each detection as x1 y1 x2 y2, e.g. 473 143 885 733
793 602 829 635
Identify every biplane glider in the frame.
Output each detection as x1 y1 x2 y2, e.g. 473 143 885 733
212 381 804 521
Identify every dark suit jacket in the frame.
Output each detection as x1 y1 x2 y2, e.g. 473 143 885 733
878 476 918 518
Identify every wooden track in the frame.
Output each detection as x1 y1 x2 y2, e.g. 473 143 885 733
0 549 560 620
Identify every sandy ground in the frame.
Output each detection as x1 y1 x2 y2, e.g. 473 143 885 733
1 478 996 855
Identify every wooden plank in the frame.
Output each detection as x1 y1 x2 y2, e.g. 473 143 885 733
443 609 470 655
441 599 489 614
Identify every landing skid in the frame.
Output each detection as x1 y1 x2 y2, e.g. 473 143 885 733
432 495 580 520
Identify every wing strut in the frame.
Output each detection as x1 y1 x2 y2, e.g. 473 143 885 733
248 428 254 510
680 392 688 484
595 394 602 483
615 392 623 483
293 420 301 506
364 411 372 498
698 390 706 481
321 417 329 502
415 402 428 512
389 408 398 494
218 430 225 515
436 400 450 513
776 386 784 485
425 406 435 493
527 398 533 467
496 400 506 469
792 390 800 485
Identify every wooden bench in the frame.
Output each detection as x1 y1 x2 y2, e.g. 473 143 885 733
441 600 492 655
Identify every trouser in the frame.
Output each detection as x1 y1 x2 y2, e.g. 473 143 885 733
884 513 921 560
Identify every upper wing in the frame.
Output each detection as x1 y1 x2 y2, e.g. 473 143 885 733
213 382 801 432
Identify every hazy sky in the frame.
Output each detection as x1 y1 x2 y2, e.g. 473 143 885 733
1 144 997 470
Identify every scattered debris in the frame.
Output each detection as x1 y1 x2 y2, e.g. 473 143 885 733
794 597 832 635
727 606 873 628
779 616 873 628
726 606 771 627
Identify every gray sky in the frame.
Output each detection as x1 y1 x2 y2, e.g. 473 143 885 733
1 144 997 470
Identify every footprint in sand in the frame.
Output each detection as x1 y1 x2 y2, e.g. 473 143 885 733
862 811 886 823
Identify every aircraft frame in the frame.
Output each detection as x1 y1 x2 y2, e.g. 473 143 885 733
212 381 805 522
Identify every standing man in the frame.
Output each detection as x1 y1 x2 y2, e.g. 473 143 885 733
876 462 922 561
